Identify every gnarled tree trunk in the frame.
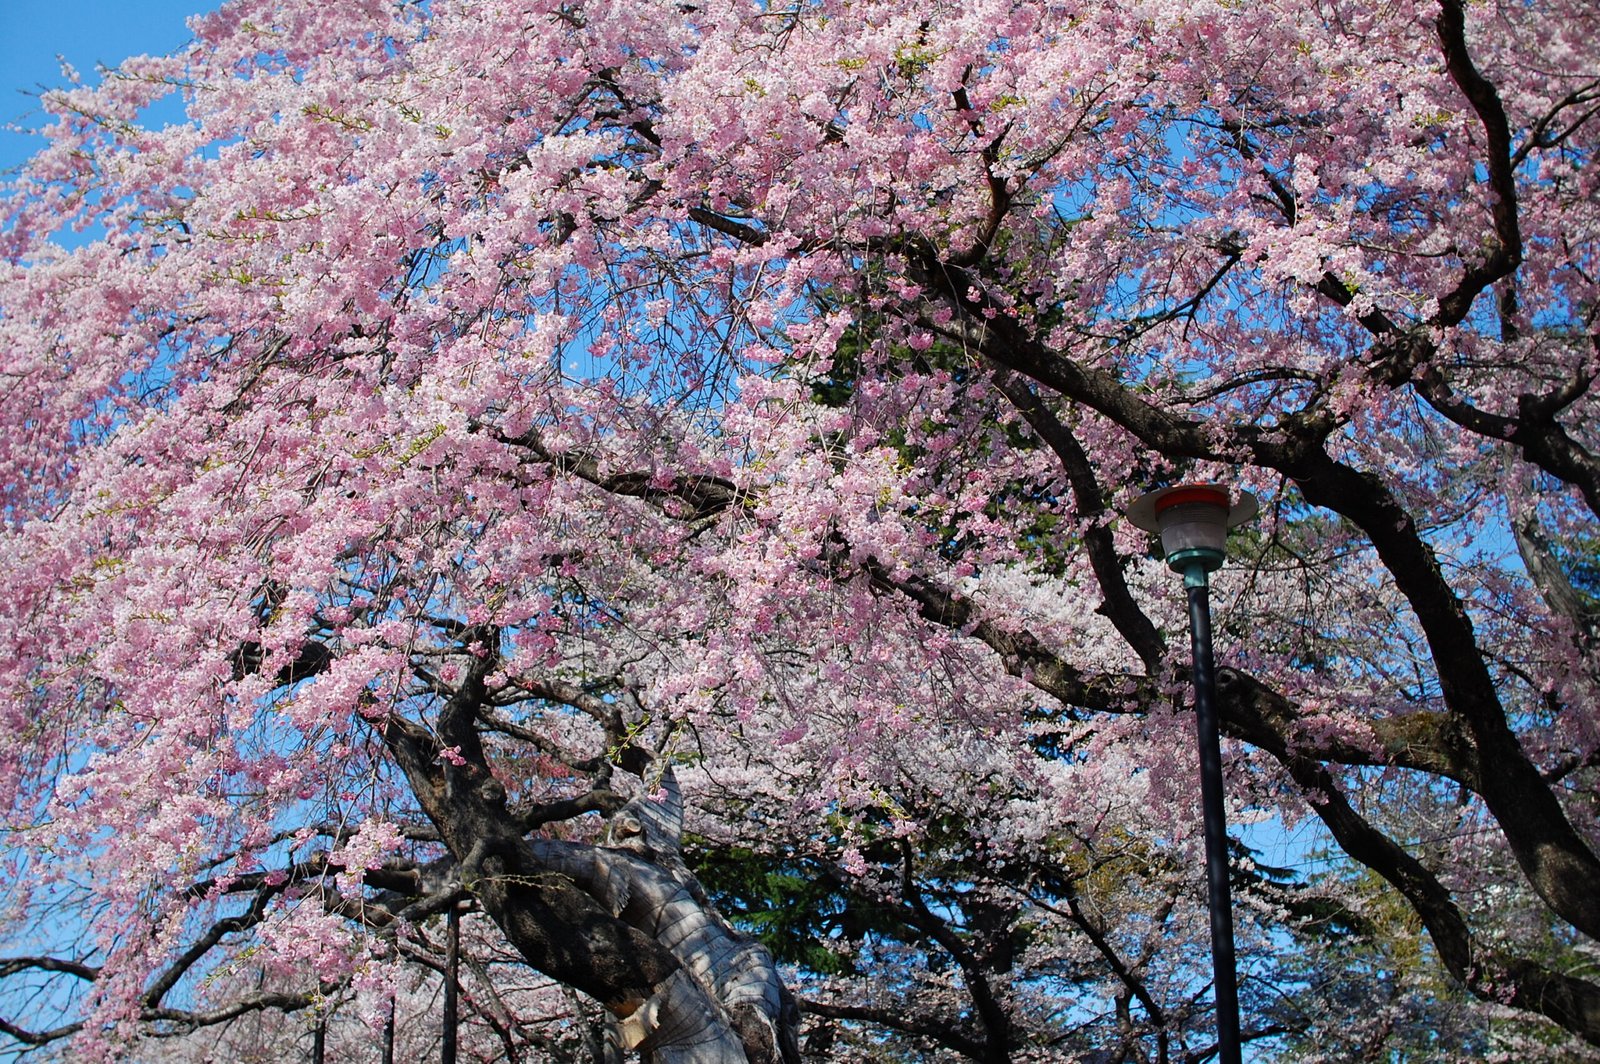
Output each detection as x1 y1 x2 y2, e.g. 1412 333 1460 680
381 708 799 1063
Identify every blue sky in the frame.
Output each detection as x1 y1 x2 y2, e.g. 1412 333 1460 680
0 0 219 174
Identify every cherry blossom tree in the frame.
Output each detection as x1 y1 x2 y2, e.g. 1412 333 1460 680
2 0 1598 1060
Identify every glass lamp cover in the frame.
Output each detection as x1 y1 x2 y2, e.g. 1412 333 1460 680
1126 484 1258 570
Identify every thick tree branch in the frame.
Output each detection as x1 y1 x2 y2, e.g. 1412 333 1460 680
895 842 1013 1063
987 366 1165 669
143 885 285 1009
0 956 99 981
1281 751 1600 1044
1292 454 1600 941
801 999 989 1060
1433 0 1523 327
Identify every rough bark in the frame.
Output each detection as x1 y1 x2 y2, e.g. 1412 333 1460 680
379 696 798 1063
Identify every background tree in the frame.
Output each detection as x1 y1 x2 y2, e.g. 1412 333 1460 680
1 0 1597 1060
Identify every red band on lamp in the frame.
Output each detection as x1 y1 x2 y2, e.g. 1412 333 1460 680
1152 487 1229 514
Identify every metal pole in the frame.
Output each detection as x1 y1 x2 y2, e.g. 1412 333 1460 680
383 994 396 1064
443 903 460 1064
1185 566 1243 1064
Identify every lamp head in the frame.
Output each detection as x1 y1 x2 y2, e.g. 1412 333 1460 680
1127 484 1257 582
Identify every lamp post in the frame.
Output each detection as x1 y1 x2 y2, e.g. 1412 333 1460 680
1128 484 1257 1064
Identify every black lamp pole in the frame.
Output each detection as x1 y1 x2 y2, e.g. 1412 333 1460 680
1128 484 1254 1064
1185 566 1242 1064
443 902 460 1064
